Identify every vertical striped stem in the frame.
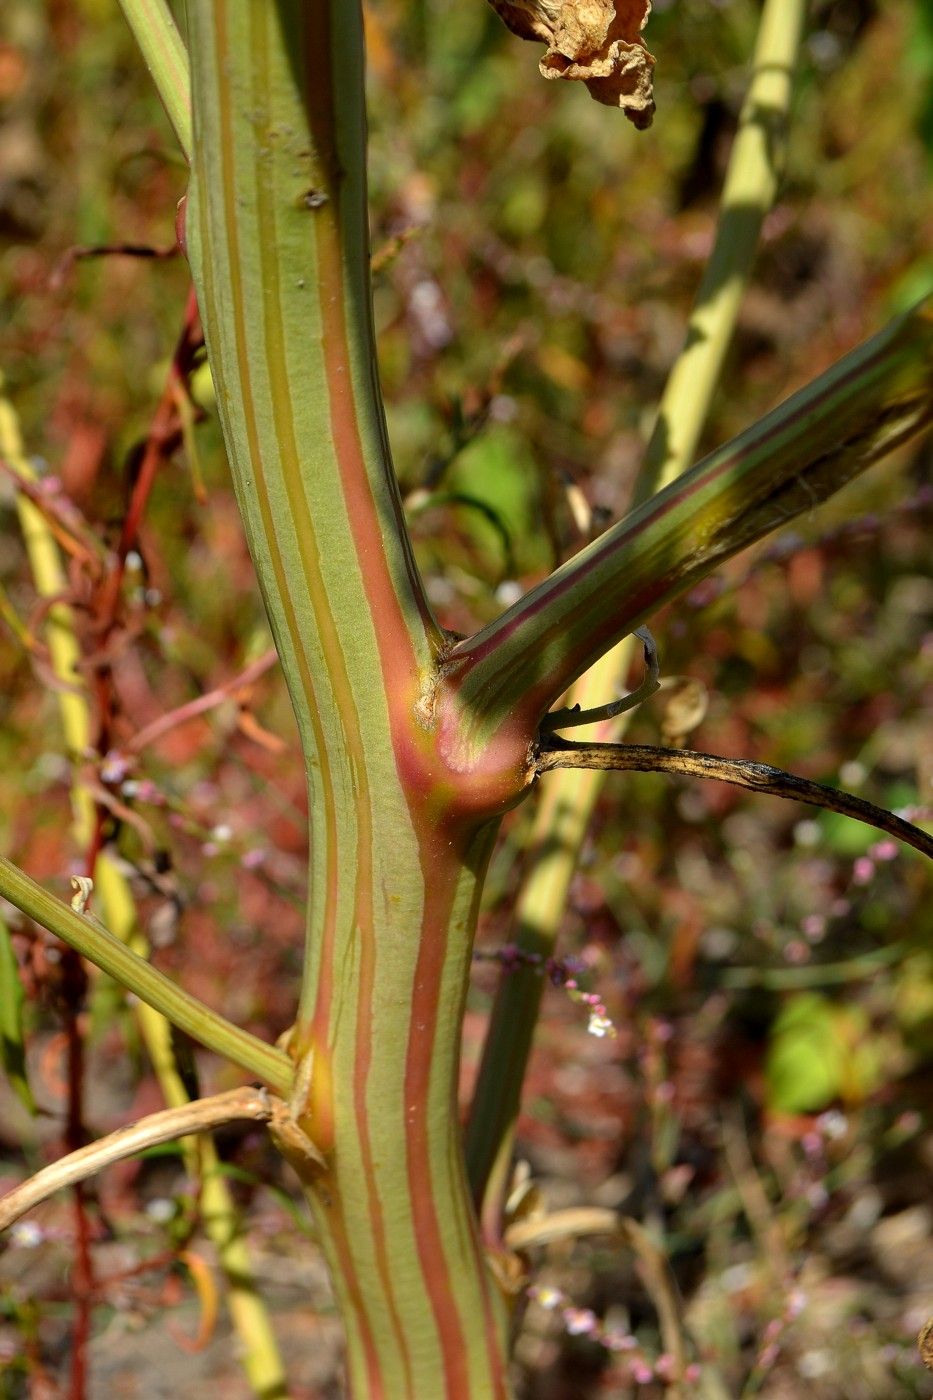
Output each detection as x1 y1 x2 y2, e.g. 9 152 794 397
186 4 515 1392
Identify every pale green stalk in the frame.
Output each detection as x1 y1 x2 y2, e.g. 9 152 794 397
116 0 192 161
0 855 291 1092
637 0 807 501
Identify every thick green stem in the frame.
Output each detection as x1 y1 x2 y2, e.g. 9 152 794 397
186 4 512 1392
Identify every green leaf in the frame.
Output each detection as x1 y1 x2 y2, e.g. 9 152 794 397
449 426 550 574
0 915 35 1114
765 992 845 1113
765 992 887 1112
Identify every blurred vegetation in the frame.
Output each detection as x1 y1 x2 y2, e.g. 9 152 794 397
0 0 931 1395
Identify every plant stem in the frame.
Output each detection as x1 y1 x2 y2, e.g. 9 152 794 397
1 375 289 1396
186 5 513 1392
0 1088 274 1231
536 742 933 858
443 299 933 751
465 652 629 1217
636 0 807 502
117 0 192 160
466 0 807 1216
0 856 291 1093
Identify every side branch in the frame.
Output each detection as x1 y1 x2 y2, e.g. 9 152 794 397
0 856 293 1094
444 301 933 752
0 1087 273 1231
536 743 933 859
117 0 192 160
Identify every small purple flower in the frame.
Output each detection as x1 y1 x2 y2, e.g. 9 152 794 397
869 840 897 862
852 856 875 886
563 1307 598 1336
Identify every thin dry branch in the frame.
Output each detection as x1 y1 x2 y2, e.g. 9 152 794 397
0 1087 274 1231
536 742 933 859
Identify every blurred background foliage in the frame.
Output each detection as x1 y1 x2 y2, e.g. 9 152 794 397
0 0 931 1395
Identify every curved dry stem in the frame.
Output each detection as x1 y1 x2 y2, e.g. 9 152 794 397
0 1088 273 1231
536 742 933 858
541 626 660 732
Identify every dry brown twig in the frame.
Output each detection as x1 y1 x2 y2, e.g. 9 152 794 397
536 741 933 859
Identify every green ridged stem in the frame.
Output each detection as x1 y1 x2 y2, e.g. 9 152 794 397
0 855 291 1094
444 300 933 754
186 5 510 1393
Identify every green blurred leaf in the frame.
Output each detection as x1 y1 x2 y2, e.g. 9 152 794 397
0 916 35 1115
817 809 878 858
766 992 886 1112
766 992 844 1112
894 952 933 1053
448 425 549 574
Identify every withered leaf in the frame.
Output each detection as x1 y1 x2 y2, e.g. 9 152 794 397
659 677 709 748
486 0 655 127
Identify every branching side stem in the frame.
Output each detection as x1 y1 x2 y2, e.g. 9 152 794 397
0 1088 274 1231
536 742 933 858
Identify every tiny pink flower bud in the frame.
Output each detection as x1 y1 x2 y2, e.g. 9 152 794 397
654 1352 676 1379
869 839 897 862
563 1307 598 1336
852 856 875 885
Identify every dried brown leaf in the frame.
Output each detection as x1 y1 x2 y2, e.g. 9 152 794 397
658 677 709 748
486 0 655 125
